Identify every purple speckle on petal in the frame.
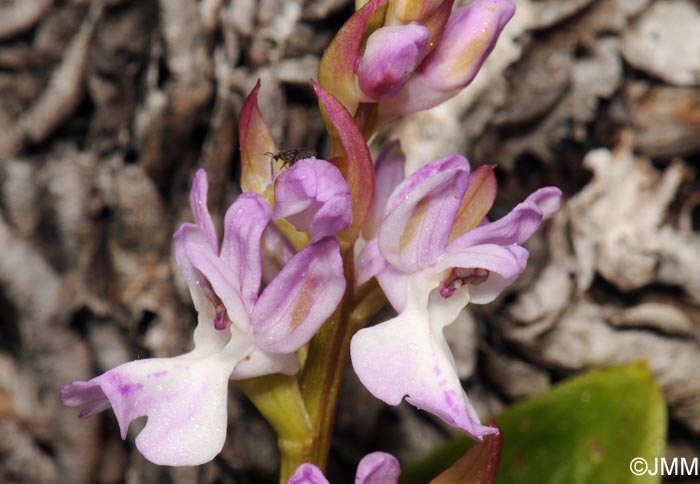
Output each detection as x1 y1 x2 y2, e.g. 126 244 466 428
444 389 461 414
118 382 143 397
148 370 168 378
106 372 144 397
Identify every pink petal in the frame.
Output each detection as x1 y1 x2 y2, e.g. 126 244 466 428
449 165 497 242
375 264 410 313
358 23 430 102
418 0 515 92
189 169 219 253
178 223 252 332
526 186 562 218
286 463 329 484
219 193 272 312
173 223 212 314
356 239 388 287
362 140 406 240
273 158 352 242
380 0 515 116
251 237 345 353
446 201 545 252
379 155 470 271
309 192 353 242
355 452 401 484
260 224 296 284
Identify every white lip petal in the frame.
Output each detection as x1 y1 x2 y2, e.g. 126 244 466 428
61 351 232 466
351 276 496 439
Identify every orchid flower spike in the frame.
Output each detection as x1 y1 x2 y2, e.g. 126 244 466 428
288 452 401 484
353 151 561 439
61 169 345 466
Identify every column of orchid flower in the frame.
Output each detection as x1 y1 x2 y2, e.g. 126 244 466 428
61 0 563 483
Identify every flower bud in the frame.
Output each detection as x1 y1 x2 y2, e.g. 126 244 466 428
357 23 430 102
379 0 514 116
419 0 514 91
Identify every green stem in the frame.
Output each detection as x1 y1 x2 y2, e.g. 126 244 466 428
299 249 356 470
239 374 316 482
298 251 389 470
350 283 386 328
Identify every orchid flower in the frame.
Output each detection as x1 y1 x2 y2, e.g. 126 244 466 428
352 148 561 439
240 79 373 249
319 0 515 121
273 157 353 243
260 156 352 280
287 452 400 484
61 169 346 466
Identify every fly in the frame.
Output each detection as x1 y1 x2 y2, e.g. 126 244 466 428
265 148 317 169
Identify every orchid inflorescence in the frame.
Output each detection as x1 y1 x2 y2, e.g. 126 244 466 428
61 0 561 481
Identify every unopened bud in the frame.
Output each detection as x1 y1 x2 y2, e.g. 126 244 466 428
357 23 430 102
379 0 514 116
419 0 515 92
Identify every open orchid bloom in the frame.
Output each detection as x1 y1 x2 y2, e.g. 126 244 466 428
287 452 401 484
61 169 345 466
352 152 561 439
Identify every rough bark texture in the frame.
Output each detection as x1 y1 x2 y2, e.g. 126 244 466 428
0 0 698 483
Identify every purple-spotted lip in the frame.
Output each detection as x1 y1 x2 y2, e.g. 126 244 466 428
439 267 490 298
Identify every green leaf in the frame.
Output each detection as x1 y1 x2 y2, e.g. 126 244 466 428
401 362 667 484
497 362 666 484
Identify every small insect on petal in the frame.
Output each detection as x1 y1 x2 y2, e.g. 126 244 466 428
266 149 317 169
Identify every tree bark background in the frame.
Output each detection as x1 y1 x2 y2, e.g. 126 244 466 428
0 0 698 483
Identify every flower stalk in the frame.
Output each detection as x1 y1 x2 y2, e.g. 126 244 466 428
300 248 358 470
239 374 316 481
